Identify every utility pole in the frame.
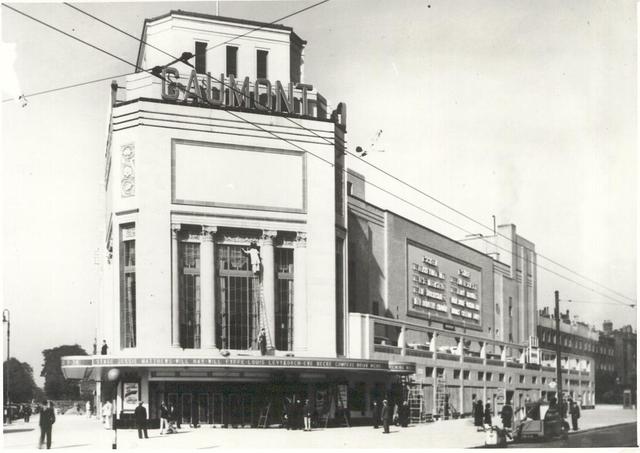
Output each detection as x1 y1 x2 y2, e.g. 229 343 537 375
554 290 564 417
3 309 11 425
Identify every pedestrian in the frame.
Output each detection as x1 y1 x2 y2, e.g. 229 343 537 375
400 401 409 427
159 402 169 435
38 400 55 450
134 401 149 439
103 400 113 429
381 399 391 434
500 400 513 429
86 400 91 418
303 399 312 431
474 399 484 430
295 399 304 430
484 402 492 427
257 328 267 356
101 340 109 355
372 400 381 429
570 399 580 431
24 404 31 423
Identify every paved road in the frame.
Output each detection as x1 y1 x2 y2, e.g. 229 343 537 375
507 422 637 448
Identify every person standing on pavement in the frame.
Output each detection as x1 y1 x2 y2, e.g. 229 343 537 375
500 400 513 429
400 401 410 427
381 399 391 434
372 400 381 429
303 399 312 431
474 399 484 430
570 399 580 431
159 402 169 435
135 401 149 439
484 402 492 427
38 401 55 450
24 404 31 422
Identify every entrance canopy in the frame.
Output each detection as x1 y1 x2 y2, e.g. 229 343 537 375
61 355 416 380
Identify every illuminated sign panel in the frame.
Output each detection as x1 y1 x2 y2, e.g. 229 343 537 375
407 242 481 324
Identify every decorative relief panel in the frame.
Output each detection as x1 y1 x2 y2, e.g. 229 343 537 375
121 144 135 197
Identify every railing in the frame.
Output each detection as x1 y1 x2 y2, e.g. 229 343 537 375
542 366 555 372
486 359 504 367
406 349 433 359
507 361 522 369
463 356 484 364
437 352 460 361
525 363 541 371
374 344 402 354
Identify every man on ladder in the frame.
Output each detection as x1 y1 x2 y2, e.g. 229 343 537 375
243 242 273 355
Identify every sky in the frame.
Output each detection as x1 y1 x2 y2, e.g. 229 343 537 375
1 0 637 386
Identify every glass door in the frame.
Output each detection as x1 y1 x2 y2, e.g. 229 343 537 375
181 394 192 425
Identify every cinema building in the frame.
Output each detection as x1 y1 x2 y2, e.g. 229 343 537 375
62 11 595 426
62 10 411 427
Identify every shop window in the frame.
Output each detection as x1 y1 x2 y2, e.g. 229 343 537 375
275 247 294 351
195 41 207 74
453 369 461 380
179 241 201 348
256 49 268 79
350 382 366 413
120 224 136 348
499 373 505 382
226 46 238 77
463 370 470 380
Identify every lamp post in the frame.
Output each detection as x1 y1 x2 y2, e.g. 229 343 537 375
107 368 120 449
3 309 11 425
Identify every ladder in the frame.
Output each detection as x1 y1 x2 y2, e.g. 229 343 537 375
407 386 423 424
257 402 270 428
434 376 448 418
255 275 274 352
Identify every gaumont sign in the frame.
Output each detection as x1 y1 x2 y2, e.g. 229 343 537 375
159 68 346 127
61 355 415 373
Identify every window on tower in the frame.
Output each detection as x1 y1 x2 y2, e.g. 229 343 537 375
226 46 238 77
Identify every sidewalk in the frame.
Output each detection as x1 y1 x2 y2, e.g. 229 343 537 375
2 405 636 449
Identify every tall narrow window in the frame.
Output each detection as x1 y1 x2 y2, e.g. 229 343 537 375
336 237 345 355
226 46 238 77
256 49 268 79
275 248 294 350
216 245 258 350
179 242 201 348
195 41 207 74
120 225 136 348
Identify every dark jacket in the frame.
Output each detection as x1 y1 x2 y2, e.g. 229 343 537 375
39 407 55 428
500 404 513 427
372 403 381 421
381 404 391 421
303 402 311 417
160 405 169 419
134 405 147 423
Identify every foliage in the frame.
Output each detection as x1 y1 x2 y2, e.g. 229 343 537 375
41 344 88 400
3 357 44 402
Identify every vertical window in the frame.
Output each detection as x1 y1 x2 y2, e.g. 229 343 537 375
336 237 345 355
256 49 268 79
275 248 294 351
120 225 136 348
226 46 238 77
195 41 207 74
179 242 201 348
508 297 513 317
217 245 258 350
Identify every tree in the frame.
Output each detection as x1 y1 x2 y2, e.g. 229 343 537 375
3 357 43 402
41 344 88 400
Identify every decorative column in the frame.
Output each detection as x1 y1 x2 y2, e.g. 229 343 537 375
261 230 277 343
293 232 307 352
480 342 487 359
200 226 217 349
171 223 181 347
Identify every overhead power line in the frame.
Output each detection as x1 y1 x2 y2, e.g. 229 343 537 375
7 2 635 310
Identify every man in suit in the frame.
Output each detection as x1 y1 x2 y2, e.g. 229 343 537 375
381 399 391 434
372 400 381 429
38 400 55 449
135 401 149 439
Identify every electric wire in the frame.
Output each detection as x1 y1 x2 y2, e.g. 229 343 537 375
6 3 635 310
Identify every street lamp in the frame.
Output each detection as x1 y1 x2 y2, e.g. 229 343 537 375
3 309 11 425
107 368 120 449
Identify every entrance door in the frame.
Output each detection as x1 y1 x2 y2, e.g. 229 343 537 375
198 394 209 424
181 394 192 425
211 393 223 425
